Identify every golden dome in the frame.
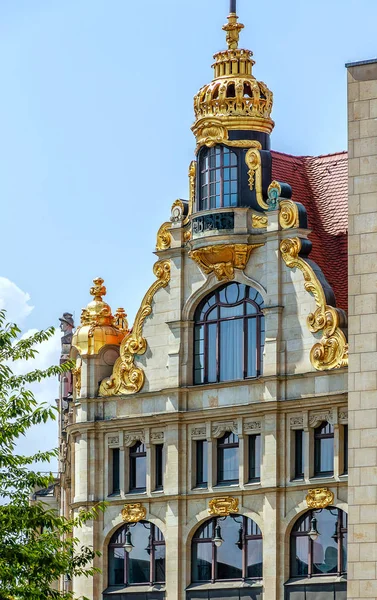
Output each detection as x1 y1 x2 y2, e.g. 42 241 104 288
192 12 274 141
72 278 128 356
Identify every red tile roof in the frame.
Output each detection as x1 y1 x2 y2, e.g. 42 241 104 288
271 150 348 311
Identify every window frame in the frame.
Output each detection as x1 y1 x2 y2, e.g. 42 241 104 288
196 439 208 488
248 434 261 483
194 283 265 385
290 508 347 579
191 515 263 583
198 145 238 211
108 521 165 587
294 430 304 480
129 441 147 493
111 447 120 495
154 444 164 491
314 422 334 477
217 432 239 485
343 424 348 475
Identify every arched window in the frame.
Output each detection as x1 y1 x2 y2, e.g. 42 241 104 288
129 441 147 492
108 521 165 587
194 283 265 384
199 146 238 211
191 515 262 582
217 432 239 485
314 422 334 477
290 508 347 578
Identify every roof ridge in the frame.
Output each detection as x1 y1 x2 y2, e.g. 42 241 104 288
271 149 347 160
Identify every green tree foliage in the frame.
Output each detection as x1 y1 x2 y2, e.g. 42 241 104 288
0 310 105 599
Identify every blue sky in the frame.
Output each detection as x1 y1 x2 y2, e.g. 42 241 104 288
1 0 377 458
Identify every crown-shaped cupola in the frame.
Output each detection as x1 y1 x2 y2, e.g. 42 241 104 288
192 3 274 148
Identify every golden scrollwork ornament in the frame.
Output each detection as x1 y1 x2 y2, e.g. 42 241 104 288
189 243 263 281
306 488 334 509
279 199 299 229
245 149 268 210
208 496 239 516
121 503 147 523
156 222 172 251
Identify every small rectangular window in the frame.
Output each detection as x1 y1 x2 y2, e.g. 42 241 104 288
294 430 304 479
111 448 120 495
343 425 348 475
196 440 208 487
155 444 164 491
248 434 261 482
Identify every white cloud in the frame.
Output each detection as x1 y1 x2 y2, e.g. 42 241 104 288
0 276 34 323
0 277 61 471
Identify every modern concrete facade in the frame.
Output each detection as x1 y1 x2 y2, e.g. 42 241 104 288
347 58 377 600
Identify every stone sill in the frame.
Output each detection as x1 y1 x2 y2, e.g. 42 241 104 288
104 585 165 595
187 581 263 591
285 576 347 586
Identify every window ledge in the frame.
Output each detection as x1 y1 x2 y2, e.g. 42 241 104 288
285 575 347 586
187 580 263 591
104 585 165 595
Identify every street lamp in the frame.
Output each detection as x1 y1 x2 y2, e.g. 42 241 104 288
123 529 134 553
308 516 320 541
213 524 224 547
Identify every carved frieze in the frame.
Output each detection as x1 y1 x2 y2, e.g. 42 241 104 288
338 409 348 424
208 496 239 516
306 488 334 509
121 503 147 523
124 431 145 447
309 411 334 429
108 436 120 446
191 426 207 439
290 416 304 429
192 212 234 235
150 432 164 443
244 421 262 432
212 421 238 438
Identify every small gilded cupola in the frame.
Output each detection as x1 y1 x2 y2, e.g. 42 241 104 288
191 1 274 216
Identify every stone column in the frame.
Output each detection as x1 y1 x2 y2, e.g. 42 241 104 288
347 58 377 600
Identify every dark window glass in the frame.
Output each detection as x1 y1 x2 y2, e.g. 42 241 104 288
294 430 304 480
290 508 347 578
191 515 262 583
130 441 147 492
217 432 239 485
194 283 264 385
196 440 208 487
343 425 348 475
199 146 238 211
155 444 163 491
108 521 165 586
314 422 334 476
112 448 120 494
248 434 261 482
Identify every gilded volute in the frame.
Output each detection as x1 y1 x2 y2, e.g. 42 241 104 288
72 278 128 356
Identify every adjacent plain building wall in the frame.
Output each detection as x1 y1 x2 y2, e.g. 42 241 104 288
347 58 377 600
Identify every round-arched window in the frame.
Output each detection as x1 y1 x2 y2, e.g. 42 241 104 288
198 145 238 211
191 515 262 582
194 282 265 384
290 508 347 578
108 521 165 587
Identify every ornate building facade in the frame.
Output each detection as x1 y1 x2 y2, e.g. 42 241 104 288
57 5 352 600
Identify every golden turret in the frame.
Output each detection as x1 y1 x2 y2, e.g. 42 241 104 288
72 278 128 356
192 10 274 147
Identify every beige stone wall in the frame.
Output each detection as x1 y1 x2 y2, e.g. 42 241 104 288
347 59 377 600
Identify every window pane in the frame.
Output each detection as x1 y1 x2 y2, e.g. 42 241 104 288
342 531 347 573
112 448 120 494
219 446 239 482
223 151 230 166
135 455 146 489
155 445 163 490
224 283 240 304
247 318 257 377
230 152 237 166
312 510 338 574
155 544 165 582
216 518 242 579
192 542 212 581
128 524 150 584
247 538 263 578
320 438 334 473
219 304 243 318
109 547 125 585
295 430 304 479
249 434 261 481
220 320 243 381
343 425 348 474
207 323 217 383
291 535 309 576
196 440 208 486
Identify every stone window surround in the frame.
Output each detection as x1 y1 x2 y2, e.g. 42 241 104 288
189 418 264 492
288 408 348 484
104 429 165 498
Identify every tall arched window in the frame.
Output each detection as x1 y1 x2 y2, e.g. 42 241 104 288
191 515 262 583
199 146 238 210
108 521 165 587
194 283 265 384
290 508 347 578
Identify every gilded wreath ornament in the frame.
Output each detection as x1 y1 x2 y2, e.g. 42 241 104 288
121 503 147 523
306 488 334 509
208 496 239 516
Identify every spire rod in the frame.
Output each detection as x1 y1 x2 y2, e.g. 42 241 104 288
230 0 237 14
223 1 244 50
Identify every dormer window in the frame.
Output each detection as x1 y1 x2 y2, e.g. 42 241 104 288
199 146 238 211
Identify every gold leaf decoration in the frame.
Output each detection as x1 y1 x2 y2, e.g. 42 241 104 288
306 488 334 509
279 199 299 230
193 120 263 153
121 503 147 523
189 243 263 281
156 222 172 251
252 214 268 229
280 237 348 370
208 496 239 516
99 260 171 396
245 149 268 210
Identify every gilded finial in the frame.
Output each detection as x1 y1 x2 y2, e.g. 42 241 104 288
90 277 106 301
223 10 244 50
114 308 129 332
